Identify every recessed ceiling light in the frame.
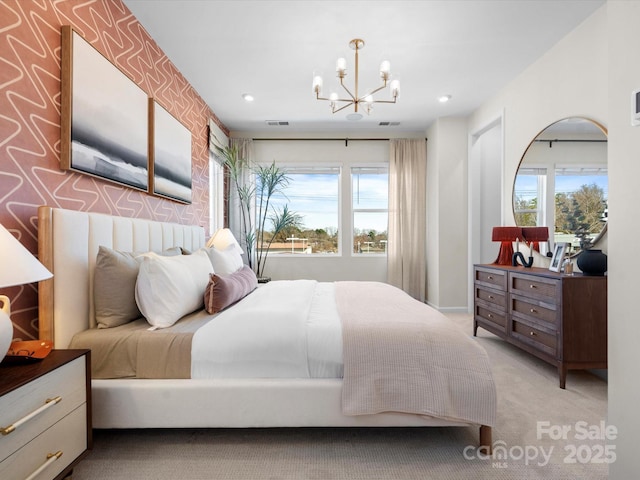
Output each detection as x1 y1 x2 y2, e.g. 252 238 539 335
438 95 452 103
346 113 363 121
242 93 254 102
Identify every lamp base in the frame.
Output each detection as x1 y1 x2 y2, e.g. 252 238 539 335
0 298 12 363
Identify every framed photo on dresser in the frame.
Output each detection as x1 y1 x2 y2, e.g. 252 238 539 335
549 242 569 272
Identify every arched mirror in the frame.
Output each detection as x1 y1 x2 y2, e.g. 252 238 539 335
513 117 608 256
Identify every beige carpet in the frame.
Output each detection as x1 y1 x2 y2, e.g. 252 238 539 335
73 313 608 479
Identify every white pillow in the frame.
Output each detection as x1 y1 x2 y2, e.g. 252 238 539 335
135 250 213 328
202 245 244 276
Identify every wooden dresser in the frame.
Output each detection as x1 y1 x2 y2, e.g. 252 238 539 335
473 264 607 388
0 349 91 480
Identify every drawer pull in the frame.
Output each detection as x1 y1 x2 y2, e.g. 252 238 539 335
24 451 63 480
487 275 494 280
488 295 494 300
530 308 537 314
530 331 536 336
529 284 537 289
0 396 62 436
487 314 493 319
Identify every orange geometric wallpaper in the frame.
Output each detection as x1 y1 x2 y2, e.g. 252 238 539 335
0 0 227 340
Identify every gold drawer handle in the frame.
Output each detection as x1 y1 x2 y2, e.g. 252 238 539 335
487 314 493 318
530 331 536 336
529 284 537 289
24 451 63 480
487 275 493 280
530 308 537 314
0 396 62 436
488 295 494 299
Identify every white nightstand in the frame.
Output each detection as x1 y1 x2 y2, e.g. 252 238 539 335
0 350 91 480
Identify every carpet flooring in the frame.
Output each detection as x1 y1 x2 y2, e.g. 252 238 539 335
72 313 608 479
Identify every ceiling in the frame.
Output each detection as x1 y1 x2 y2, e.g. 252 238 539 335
123 0 605 135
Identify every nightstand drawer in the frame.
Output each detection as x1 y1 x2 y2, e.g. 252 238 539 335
511 319 557 357
0 404 87 480
475 285 506 309
0 356 86 461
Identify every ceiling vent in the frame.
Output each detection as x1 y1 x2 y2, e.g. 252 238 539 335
378 121 401 127
265 120 289 126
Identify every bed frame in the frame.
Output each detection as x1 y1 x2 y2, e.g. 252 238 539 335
37 206 491 449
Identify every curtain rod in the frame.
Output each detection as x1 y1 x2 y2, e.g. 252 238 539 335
250 138 428 147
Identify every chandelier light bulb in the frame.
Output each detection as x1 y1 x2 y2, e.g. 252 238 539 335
336 58 347 74
312 75 323 94
390 79 400 98
380 60 390 79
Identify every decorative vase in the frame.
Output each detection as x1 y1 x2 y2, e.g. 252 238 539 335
0 296 13 363
576 249 607 276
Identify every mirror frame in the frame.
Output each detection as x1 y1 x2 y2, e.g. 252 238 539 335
512 116 608 257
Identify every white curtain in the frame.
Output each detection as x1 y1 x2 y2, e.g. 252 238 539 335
387 139 427 301
229 138 254 267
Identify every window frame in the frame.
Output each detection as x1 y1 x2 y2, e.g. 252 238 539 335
350 165 389 256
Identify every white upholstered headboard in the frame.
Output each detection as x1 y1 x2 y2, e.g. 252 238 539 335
37 206 206 348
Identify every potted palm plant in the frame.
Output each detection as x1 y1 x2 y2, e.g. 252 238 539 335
217 146 301 281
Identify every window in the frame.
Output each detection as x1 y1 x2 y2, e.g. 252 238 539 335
259 166 341 255
209 152 225 235
352 167 388 255
513 165 608 253
513 167 546 228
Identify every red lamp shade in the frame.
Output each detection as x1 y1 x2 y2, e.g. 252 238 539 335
492 226 522 265
522 226 549 252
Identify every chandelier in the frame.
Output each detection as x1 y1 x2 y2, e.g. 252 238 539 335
312 38 400 117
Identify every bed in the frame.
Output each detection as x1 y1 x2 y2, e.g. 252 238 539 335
37 206 495 449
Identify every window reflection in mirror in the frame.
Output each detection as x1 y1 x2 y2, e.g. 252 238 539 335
513 118 607 255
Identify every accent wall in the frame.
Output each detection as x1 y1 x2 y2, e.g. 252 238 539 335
0 0 226 341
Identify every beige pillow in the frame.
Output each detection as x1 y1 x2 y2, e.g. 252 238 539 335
135 249 214 329
94 246 181 328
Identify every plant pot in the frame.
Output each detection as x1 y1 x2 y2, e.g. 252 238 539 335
576 249 607 276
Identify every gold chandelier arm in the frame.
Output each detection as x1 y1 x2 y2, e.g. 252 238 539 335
370 98 398 105
331 101 356 114
339 77 357 102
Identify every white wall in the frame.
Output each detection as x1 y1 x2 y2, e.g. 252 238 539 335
468 3 640 476
606 2 640 478
426 117 469 311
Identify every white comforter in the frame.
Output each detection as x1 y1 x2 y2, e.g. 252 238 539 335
191 280 343 378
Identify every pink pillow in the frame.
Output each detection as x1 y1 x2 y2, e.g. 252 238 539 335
204 265 258 314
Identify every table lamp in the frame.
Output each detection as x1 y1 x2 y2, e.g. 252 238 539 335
522 227 550 255
206 228 244 254
0 224 53 363
491 226 522 265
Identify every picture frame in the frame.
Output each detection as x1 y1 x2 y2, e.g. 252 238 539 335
149 99 192 204
549 242 569 272
60 26 149 191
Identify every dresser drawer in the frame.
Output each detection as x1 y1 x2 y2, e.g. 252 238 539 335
475 285 506 309
510 294 558 327
474 267 507 290
509 272 559 303
475 304 508 330
0 404 87 480
511 319 557 357
0 356 86 461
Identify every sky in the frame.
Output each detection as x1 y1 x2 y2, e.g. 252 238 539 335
266 172 389 233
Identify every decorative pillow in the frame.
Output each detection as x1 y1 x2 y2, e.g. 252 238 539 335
202 244 244 276
135 249 214 328
94 245 182 329
204 265 258 314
